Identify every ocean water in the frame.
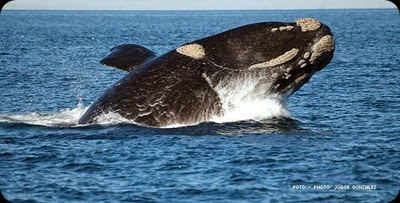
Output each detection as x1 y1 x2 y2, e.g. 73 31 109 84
0 9 399 202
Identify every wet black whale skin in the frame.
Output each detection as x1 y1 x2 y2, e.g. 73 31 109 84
79 21 334 127
0 0 13 13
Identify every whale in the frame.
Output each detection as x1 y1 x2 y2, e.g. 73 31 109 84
0 0 13 13
387 0 400 13
78 18 335 127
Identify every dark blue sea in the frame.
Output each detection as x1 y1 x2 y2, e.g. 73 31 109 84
0 9 399 202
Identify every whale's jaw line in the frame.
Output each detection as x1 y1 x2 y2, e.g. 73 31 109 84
270 25 335 97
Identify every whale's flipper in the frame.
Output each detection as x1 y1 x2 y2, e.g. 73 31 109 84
100 44 156 72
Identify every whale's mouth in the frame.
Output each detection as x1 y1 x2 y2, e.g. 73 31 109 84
276 46 334 96
244 19 335 97
273 31 335 96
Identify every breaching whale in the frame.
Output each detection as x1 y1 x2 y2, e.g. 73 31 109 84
78 18 335 127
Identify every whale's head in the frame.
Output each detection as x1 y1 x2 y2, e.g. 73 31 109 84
243 18 335 97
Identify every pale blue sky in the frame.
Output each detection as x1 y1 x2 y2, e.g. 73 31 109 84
5 0 396 10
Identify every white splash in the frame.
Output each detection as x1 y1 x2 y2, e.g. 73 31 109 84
210 73 290 124
0 105 88 127
93 112 137 125
0 104 146 127
211 97 289 123
0 74 290 128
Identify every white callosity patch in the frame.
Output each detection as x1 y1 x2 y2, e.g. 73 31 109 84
298 59 306 65
310 35 335 64
299 52 310 68
271 26 293 32
281 72 309 95
304 52 310 59
249 48 299 69
279 26 294 31
296 18 321 32
176 43 206 59
295 73 308 84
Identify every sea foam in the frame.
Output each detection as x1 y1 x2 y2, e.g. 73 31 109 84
0 96 289 128
0 105 87 127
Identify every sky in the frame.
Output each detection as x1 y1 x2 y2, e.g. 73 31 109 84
4 0 396 10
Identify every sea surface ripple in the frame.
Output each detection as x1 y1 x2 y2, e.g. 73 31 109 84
0 9 399 202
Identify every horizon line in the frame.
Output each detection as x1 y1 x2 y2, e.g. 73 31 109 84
3 7 397 11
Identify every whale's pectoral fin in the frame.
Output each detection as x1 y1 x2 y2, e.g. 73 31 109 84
100 44 156 72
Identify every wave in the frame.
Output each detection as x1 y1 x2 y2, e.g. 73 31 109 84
0 106 137 128
0 96 289 128
211 97 289 124
0 105 88 127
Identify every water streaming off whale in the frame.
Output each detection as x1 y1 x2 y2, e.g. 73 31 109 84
0 96 289 128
